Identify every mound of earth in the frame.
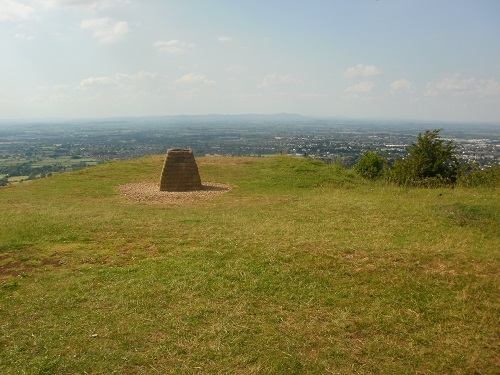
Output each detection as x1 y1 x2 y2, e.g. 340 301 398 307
116 182 231 204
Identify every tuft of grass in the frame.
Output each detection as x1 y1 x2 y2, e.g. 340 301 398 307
0 155 498 374
438 202 497 226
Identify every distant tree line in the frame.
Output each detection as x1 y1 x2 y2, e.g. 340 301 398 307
0 162 63 177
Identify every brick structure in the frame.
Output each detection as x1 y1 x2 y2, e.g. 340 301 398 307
159 149 202 192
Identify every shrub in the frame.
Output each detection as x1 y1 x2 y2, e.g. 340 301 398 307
353 151 388 179
388 129 461 187
457 164 500 187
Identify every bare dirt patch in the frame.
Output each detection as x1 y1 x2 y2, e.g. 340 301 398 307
116 182 231 204
0 256 62 278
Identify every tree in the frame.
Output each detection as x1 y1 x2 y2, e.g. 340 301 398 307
389 129 461 186
353 151 387 179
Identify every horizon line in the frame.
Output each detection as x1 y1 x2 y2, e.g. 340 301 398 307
0 113 499 126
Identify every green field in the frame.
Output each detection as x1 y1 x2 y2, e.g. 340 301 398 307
30 157 99 168
0 155 498 374
1 154 99 185
0 155 99 168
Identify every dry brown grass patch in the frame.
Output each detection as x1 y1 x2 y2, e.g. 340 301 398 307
115 182 231 204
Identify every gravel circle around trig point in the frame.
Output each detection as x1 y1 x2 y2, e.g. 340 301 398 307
116 182 231 204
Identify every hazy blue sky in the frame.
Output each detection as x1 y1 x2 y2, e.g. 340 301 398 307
1 0 499 122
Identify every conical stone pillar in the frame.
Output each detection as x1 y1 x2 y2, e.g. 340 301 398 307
159 149 202 192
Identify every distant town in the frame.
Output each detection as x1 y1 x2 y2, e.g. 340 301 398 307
1 115 499 185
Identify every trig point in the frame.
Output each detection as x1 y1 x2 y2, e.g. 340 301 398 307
159 149 202 192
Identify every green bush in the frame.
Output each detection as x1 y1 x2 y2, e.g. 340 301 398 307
0 175 8 186
353 151 388 179
457 164 500 187
388 129 461 187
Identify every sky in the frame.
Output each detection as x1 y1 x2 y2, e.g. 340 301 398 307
1 0 500 123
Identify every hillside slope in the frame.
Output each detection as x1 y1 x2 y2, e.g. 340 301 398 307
1 155 499 374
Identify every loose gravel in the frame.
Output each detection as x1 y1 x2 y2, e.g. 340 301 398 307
116 182 231 204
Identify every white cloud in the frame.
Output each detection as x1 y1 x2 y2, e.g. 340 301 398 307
426 74 500 97
114 71 165 98
72 71 165 100
37 0 128 10
0 0 35 21
77 71 161 90
259 73 299 89
389 79 414 95
15 32 34 40
345 81 375 94
344 64 382 78
154 39 194 54
116 70 160 83
171 73 216 101
173 73 215 86
80 17 129 43
76 76 113 89
218 36 232 43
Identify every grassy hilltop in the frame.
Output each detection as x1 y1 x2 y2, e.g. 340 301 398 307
0 155 499 374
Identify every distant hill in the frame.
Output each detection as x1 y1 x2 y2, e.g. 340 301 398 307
2 114 499 131
97 113 310 125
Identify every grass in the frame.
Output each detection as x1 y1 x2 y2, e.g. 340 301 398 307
0 155 498 374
